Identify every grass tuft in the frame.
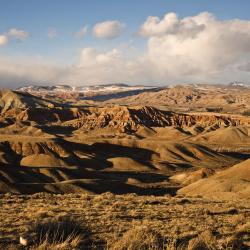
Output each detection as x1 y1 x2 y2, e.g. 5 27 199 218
107 225 166 250
25 216 90 249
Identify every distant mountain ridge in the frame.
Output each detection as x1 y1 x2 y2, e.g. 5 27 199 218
105 83 250 114
14 82 250 94
16 83 158 93
13 83 250 113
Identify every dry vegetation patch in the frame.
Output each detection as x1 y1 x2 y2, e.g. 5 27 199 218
0 193 249 249
25 217 89 249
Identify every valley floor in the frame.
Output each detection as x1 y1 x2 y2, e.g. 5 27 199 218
0 193 250 249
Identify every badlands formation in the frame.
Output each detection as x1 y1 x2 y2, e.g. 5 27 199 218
0 84 250 249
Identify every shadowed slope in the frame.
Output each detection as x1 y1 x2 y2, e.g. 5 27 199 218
178 158 250 199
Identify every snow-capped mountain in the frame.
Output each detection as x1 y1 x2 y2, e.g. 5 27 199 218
17 83 157 93
229 81 250 88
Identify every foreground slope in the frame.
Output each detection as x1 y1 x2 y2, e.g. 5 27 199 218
1 193 250 249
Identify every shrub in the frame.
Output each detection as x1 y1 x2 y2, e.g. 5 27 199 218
23 216 91 249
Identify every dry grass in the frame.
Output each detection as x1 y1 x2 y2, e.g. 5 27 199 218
107 226 244 250
32 235 82 250
0 193 249 249
186 230 238 250
26 217 88 249
107 225 165 250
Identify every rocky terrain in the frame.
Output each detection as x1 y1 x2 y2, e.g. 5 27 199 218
0 87 250 195
0 84 250 249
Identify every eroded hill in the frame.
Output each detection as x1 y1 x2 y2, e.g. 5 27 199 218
0 88 249 197
105 84 250 114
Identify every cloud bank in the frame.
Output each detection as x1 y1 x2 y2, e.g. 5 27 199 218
144 12 250 81
1 12 250 87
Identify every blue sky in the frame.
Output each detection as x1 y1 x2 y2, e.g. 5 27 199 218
1 0 250 87
0 0 249 61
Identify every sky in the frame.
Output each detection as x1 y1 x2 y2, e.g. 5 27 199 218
1 0 250 87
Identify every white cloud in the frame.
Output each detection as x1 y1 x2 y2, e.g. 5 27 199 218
0 28 29 47
73 48 135 83
74 25 88 38
79 47 123 66
143 12 250 81
92 20 125 39
77 12 250 83
1 12 250 87
0 35 8 46
48 28 58 39
7 28 29 41
0 48 149 87
138 12 208 37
